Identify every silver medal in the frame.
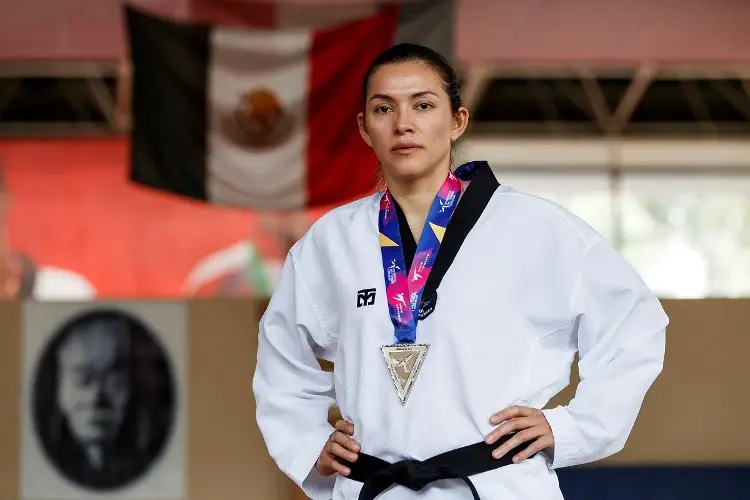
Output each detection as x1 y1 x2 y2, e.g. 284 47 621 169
381 343 429 405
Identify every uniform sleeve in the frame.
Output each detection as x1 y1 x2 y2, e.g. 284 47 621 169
252 251 338 499
542 237 668 469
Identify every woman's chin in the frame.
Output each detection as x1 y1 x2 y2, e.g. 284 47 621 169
383 158 433 180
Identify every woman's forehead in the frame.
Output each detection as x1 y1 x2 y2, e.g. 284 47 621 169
367 61 444 97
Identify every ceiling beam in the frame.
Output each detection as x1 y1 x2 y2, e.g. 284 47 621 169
578 69 612 133
528 80 566 134
736 68 750 109
711 80 750 121
461 65 492 113
608 64 656 133
460 137 750 170
555 80 598 122
115 61 132 131
86 76 117 129
0 122 115 136
480 63 750 80
0 61 119 78
467 121 750 136
680 79 717 134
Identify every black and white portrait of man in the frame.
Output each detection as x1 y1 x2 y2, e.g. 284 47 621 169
21 304 185 499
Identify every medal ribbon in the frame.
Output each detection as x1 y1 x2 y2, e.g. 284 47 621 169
379 170 463 344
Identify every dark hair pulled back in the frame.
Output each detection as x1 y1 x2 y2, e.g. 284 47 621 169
361 43 463 114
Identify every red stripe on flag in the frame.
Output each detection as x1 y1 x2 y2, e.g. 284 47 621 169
306 7 400 207
188 0 277 28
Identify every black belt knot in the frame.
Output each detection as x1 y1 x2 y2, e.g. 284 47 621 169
385 459 433 491
357 457 480 500
340 434 532 500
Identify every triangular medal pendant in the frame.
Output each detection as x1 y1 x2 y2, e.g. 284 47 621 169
381 344 429 405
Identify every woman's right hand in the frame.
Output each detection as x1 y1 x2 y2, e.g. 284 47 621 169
316 419 360 477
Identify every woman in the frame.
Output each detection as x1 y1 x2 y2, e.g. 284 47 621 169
253 43 668 500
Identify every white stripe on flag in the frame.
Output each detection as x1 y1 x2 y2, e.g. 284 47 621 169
207 26 311 209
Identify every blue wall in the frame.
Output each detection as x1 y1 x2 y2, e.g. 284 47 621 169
557 466 750 500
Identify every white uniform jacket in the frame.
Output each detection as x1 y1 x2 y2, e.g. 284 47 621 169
253 161 668 500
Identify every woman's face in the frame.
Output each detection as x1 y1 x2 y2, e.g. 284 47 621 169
358 60 468 183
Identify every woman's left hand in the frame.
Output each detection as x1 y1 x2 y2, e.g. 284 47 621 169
484 405 555 463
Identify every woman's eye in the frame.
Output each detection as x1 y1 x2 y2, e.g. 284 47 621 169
416 103 432 110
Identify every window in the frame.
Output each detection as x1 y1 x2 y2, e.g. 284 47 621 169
620 173 750 298
493 169 614 241
492 168 750 298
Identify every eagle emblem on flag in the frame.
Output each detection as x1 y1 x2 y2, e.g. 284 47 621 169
226 88 295 150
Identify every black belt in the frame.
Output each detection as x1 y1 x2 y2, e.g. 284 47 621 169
339 434 531 500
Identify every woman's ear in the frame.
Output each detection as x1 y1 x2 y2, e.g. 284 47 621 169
451 106 470 142
357 112 373 148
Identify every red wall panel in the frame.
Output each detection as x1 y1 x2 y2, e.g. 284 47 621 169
0 138 270 297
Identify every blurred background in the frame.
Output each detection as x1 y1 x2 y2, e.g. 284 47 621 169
0 1 748 499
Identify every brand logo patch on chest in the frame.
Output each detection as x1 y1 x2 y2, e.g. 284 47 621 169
357 288 376 307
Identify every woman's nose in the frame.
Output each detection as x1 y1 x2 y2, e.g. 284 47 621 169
394 110 415 134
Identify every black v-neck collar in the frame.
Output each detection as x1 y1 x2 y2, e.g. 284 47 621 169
390 161 500 302
393 199 418 271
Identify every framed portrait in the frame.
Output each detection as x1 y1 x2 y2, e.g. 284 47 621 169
20 301 187 500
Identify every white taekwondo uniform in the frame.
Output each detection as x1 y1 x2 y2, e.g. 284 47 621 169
253 161 668 500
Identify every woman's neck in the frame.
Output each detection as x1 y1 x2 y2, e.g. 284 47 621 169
387 166 451 241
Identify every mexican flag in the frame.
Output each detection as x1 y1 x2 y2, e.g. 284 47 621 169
124 1 454 211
